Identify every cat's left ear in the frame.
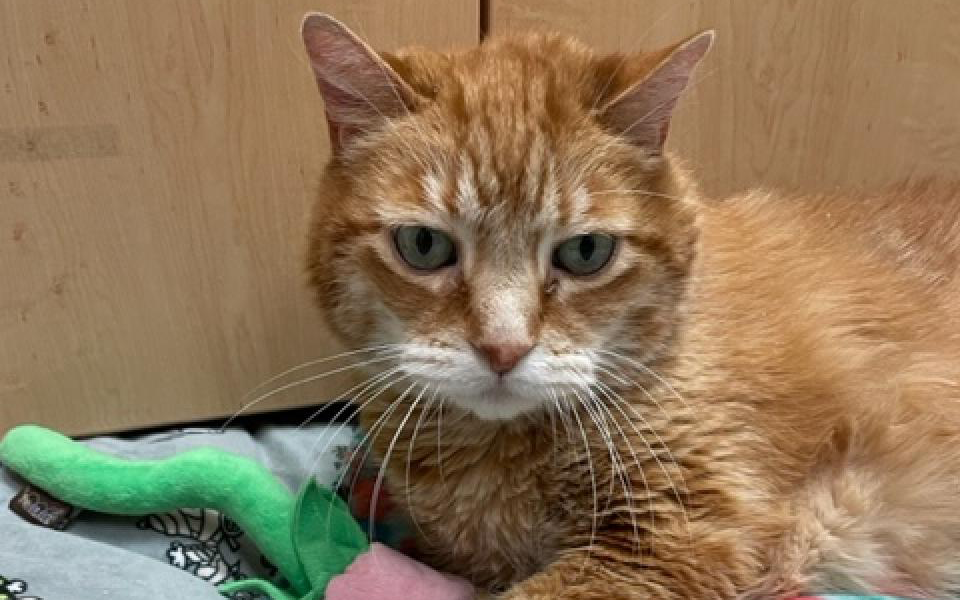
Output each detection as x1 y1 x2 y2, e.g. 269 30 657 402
600 31 714 156
301 13 420 153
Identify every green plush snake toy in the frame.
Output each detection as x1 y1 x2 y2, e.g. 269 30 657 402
0 425 472 600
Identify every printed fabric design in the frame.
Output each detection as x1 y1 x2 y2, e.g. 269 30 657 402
0 575 41 600
137 508 271 599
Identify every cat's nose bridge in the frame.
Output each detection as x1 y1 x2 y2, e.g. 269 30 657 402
464 268 540 360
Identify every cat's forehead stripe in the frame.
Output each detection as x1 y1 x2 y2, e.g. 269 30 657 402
570 185 590 222
408 135 571 230
455 152 480 214
422 170 445 211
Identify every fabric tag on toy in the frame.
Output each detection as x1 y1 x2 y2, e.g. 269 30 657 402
9 484 79 530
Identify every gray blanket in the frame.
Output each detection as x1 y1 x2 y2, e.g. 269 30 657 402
0 424 356 600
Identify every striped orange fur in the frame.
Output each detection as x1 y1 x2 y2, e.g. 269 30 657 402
302 14 960 599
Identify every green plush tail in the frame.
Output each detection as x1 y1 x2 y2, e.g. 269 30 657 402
0 425 310 595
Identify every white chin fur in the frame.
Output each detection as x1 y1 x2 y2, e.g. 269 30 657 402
445 390 547 421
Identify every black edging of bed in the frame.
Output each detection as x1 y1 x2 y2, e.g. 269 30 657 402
92 402 355 440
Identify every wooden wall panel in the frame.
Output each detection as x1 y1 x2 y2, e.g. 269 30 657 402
0 0 478 435
490 0 960 198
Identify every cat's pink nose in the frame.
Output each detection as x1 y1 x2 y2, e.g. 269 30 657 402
472 341 533 374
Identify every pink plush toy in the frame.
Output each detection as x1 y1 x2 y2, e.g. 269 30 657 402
326 542 472 600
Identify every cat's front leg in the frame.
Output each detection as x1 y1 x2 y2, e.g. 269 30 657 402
493 561 726 600
493 530 758 600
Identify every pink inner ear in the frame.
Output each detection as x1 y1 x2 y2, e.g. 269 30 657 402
601 30 714 154
301 13 414 151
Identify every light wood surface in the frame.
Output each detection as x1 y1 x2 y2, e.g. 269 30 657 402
490 0 960 198
6 1 958 435
0 0 478 435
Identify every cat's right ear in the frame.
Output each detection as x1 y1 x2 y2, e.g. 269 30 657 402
598 30 714 157
301 14 418 153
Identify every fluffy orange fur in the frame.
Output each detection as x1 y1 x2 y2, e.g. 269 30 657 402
302 14 960 599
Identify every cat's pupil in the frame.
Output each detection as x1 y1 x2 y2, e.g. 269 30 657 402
416 228 433 255
579 235 596 260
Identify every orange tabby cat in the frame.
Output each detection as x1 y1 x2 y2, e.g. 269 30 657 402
301 13 960 599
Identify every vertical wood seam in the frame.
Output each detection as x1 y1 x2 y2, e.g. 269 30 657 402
479 0 490 40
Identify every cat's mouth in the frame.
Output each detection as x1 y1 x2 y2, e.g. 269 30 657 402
395 346 595 421
434 372 549 421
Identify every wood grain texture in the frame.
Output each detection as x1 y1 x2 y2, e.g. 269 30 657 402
0 0 478 435
490 0 960 198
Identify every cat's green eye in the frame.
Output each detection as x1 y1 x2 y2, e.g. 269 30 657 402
552 233 616 276
394 226 457 271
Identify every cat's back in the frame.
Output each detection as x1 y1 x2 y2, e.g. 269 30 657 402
773 179 960 290
686 181 960 595
696 180 960 328
686 179 960 432
685 178 960 450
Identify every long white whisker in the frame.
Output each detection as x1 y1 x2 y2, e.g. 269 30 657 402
569 370 648 556
245 344 400 403
405 386 441 540
338 377 420 494
572 387 619 510
595 361 692 521
319 381 405 536
436 398 446 483
568 395 599 574
296 365 404 430
596 349 690 410
594 374 693 548
336 379 421 533
589 388 648 556
219 345 403 431
305 365 408 469
542 390 562 462
550 387 576 446
369 383 430 540
238 352 403 423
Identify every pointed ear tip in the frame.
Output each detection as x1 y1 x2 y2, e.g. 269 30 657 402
691 29 716 51
301 12 341 37
667 29 714 63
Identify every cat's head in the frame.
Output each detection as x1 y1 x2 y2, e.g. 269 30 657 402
302 15 711 420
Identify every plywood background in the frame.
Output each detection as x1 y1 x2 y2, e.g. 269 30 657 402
491 0 960 198
4 1 959 436
0 0 478 435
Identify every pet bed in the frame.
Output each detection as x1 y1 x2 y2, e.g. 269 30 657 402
0 420 359 599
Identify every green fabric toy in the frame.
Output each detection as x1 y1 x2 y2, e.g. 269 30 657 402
0 425 473 600
0 424 366 600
